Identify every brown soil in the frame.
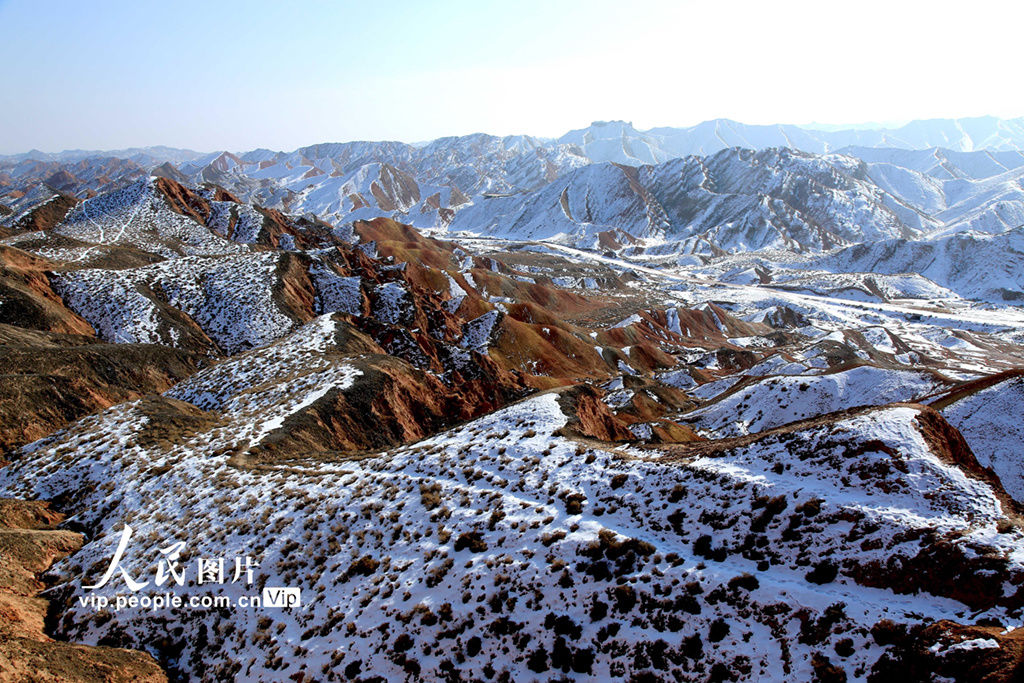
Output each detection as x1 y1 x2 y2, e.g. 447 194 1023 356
132 395 220 451
153 176 212 225
249 354 480 461
0 245 94 335
914 405 1024 517
871 619 1024 682
271 251 318 324
0 498 167 682
9 193 77 233
556 385 635 442
0 325 205 455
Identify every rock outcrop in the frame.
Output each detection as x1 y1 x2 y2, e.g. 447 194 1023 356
0 498 167 682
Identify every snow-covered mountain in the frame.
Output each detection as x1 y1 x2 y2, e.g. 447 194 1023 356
807 226 1024 302
449 145 1024 260
165 134 590 228
562 116 1024 161
4 170 1024 679
5 173 1024 680
450 148 925 252
8 116 1024 237
0 145 206 166
8 119 1024 312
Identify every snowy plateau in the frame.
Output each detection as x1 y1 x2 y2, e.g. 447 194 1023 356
1 116 1024 682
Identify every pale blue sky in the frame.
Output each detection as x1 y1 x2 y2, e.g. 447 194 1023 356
1 0 1022 154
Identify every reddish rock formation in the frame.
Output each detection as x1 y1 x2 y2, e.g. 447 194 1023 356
871 619 1024 682
251 352 525 461
272 251 319 324
0 245 94 336
0 498 168 682
153 176 213 224
556 385 635 442
7 192 77 233
0 325 205 455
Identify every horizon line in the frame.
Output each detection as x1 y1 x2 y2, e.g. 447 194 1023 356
3 113 1022 159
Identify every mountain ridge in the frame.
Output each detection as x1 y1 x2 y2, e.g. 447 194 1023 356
8 115 1024 162
2 168 1024 680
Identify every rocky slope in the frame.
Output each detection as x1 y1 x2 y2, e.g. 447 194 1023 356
934 370 1024 504
0 498 167 682
7 117 1024 242
6 121 1024 318
449 148 922 253
1 176 1023 680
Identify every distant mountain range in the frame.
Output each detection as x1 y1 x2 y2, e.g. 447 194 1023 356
4 116 1024 221
557 116 1024 163
4 115 1024 303
451 145 1024 246
8 115 1024 165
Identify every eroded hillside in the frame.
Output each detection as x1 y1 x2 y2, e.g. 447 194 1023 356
1 175 1023 681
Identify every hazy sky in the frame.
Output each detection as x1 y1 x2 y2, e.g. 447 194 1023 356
2 0 1022 154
